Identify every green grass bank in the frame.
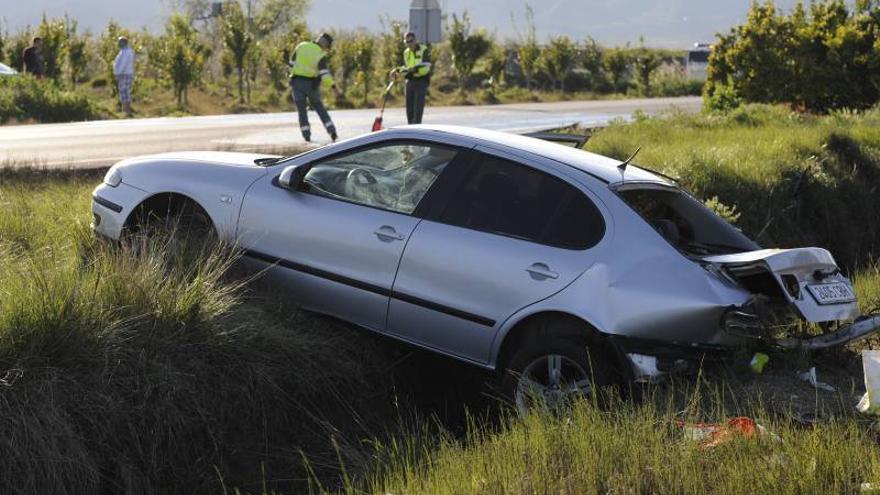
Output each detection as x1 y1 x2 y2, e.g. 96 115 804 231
2 105 880 494
585 104 880 270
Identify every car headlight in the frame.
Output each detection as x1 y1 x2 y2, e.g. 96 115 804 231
103 168 122 187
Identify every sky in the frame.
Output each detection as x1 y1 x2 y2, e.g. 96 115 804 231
3 0 805 48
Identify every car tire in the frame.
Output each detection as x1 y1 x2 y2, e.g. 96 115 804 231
500 334 614 415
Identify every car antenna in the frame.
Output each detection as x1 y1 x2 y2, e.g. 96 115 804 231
617 147 641 172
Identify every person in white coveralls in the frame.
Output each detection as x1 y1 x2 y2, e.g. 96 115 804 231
113 37 135 116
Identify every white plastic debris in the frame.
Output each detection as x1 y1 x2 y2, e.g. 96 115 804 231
797 366 836 392
857 350 880 414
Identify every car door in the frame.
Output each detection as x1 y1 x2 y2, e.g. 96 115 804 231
387 146 609 364
237 141 461 332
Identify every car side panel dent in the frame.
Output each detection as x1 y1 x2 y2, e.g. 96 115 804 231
488 201 755 369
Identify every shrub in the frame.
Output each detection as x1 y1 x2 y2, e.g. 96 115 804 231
651 65 703 97
706 0 880 112
0 76 96 123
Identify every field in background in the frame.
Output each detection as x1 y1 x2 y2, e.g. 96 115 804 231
2 105 880 493
0 9 701 124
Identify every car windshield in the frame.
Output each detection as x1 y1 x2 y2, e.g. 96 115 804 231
615 184 759 256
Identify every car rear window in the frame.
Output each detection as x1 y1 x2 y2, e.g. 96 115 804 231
438 154 605 250
616 186 758 255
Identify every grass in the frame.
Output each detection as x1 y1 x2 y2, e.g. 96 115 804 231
353 389 880 495
0 173 400 494
2 104 880 494
585 104 880 270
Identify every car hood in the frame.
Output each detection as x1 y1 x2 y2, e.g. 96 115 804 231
112 151 277 196
704 247 859 322
121 151 277 168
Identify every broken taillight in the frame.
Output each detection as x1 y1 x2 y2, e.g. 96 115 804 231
781 274 801 300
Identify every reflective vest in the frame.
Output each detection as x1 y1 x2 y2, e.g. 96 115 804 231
290 41 335 88
403 45 430 78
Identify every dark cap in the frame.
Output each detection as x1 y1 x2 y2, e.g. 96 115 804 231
317 32 334 46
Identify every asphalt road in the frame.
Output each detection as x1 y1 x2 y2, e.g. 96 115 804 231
0 96 701 169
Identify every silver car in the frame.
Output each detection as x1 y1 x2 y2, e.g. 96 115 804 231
92 125 880 408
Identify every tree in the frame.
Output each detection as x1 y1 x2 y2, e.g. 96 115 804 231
169 0 309 35
221 1 255 103
706 0 880 112
335 34 358 95
540 35 577 92
580 37 605 91
0 24 7 64
603 47 631 93
512 4 540 90
250 0 311 36
484 43 507 96
245 39 262 103
155 14 206 107
353 35 375 107
378 17 405 84
9 30 32 72
37 15 68 81
447 12 491 93
65 17 89 87
632 44 662 96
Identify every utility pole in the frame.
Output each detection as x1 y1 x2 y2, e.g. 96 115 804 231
409 0 443 44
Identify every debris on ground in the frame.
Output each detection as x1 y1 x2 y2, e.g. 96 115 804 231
750 352 769 374
861 482 880 493
798 367 836 392
857 351 880 415
676 417 776 449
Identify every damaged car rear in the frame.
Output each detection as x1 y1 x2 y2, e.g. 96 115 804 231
607 179 880 383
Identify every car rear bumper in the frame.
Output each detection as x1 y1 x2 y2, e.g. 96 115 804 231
614 314 880 381
774 314 880 350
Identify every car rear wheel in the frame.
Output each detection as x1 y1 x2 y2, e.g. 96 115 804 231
501 338 612 415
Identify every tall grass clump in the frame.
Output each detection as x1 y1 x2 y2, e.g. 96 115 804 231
0 75 99 123
0 173 396 493
586 104 880 269
0 235 394 494
354 386 880 494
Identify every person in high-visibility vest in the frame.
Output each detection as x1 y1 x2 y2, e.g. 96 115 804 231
391 31 431 124
289 33 342 142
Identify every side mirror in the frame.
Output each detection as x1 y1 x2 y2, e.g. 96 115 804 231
278 164 308 191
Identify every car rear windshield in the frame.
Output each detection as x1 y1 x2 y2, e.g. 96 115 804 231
616 185 758 256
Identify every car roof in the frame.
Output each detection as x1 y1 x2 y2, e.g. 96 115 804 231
388 124 670 185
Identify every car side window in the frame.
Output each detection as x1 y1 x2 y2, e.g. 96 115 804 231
302 143 457 215
438 154 605 250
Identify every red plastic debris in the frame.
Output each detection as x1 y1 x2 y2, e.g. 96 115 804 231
676 417 763 449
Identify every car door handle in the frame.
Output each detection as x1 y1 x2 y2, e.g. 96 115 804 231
526 263 559 280
374 225 406 241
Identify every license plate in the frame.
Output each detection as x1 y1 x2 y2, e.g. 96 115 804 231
807 282 856 305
